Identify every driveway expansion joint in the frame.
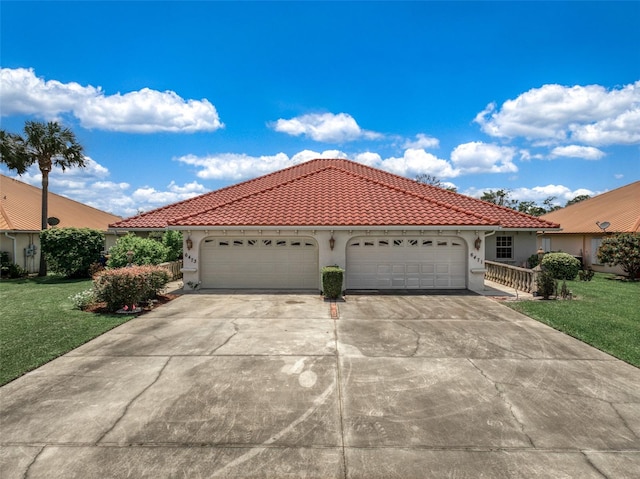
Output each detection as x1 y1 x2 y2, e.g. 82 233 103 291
467 358 537 449
95 356 172 445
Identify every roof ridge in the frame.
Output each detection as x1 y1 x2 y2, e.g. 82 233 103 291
171 163 501 226
331 162 559 228
111 159 337 226
167 162 333 225
332 166 501 225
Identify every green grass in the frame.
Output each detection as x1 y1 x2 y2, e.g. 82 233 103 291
0 276 134 386
507 273 640 367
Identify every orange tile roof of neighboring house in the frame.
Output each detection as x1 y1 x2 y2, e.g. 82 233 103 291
0 174 121 232
110 159 560 230
541 181 640 234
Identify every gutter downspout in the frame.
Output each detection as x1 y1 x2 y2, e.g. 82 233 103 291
4 232 17 266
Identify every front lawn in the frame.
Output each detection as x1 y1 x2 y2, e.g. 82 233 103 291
507 273 640 367
0 277 134 386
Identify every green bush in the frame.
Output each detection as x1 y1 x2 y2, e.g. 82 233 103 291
578 267 595 281
536 270 557 299
40 228 104 278
527 253 541 269
107 233 169 268
93 265 171 312
162 230 183 262
1 252 27 279
597 233 640 279
322 266 344 299
540 252 581 280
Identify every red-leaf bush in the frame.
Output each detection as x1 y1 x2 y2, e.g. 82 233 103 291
93 265 171 312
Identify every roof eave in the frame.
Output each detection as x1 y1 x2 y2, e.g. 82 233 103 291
165 224 503 232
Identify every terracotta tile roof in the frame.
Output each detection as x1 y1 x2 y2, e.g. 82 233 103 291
110 159 560 230
1 174 121 232
541 181 640 234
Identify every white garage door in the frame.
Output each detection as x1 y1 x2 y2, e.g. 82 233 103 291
201 237 318 289
346 236 466 289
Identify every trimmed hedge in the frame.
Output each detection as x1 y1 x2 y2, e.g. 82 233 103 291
40 227 104 278
107 233 169 268
93 265 170 312
541 252 581 280
322 266 344 299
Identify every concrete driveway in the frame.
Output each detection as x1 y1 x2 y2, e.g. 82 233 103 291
1 293 639 478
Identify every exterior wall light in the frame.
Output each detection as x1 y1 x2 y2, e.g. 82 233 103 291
186 237 193 250
474 236 482 250
329 235 335 251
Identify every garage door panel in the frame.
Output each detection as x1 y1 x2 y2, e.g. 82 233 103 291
347 236 466 290
202 237 318 289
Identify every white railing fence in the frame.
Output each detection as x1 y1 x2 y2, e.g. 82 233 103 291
485 260 537 293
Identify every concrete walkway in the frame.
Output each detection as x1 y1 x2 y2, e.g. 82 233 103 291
1 293 639 478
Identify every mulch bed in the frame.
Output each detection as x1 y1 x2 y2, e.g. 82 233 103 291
84 293 179 315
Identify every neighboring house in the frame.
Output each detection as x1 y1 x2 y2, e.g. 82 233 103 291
110 159 559 293
0 174 122 274
538 181 640 275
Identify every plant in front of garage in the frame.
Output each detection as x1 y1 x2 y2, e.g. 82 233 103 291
322 266 344 300
93 265 170 312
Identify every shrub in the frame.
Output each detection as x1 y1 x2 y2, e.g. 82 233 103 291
578 267 595 281
162 230 183 262
597 233 640 280
107 233 169 268
527 253 541 269
69 289 96 310
540 252 581 280
40 227 104 278
322 266 344 299
536 270 557 299
1 252 28 279
93 265 171 312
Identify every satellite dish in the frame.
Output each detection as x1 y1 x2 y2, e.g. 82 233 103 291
47 217 60 226
596 221 610 232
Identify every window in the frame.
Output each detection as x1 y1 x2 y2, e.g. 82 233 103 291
496 236 513 259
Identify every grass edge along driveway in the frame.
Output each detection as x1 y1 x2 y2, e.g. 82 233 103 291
0 277 133 386
506 273 639 367
1 272 638 386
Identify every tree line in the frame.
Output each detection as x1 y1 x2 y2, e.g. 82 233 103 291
415 174 590 216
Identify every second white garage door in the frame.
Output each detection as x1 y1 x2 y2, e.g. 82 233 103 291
201 237 318 289
346 236 466 289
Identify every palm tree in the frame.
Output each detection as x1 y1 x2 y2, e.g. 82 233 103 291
0 121 85 275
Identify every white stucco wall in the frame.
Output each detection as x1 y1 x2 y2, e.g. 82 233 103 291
178 228 489 293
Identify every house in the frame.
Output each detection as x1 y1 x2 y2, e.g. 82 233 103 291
110 159 559 293
538 181 640 275
0 174 122 274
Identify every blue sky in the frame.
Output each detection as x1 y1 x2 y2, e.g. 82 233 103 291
1 1 639 218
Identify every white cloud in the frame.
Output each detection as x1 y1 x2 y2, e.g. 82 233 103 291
374 149 460 178
177 152 296 181
177 142 524 185
474 81 640 145
402 133 440 149
550 145 605 160
450 142 518 174
0 67 223 133
271 112 382 143
132 181 207 206
176 150 349 182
